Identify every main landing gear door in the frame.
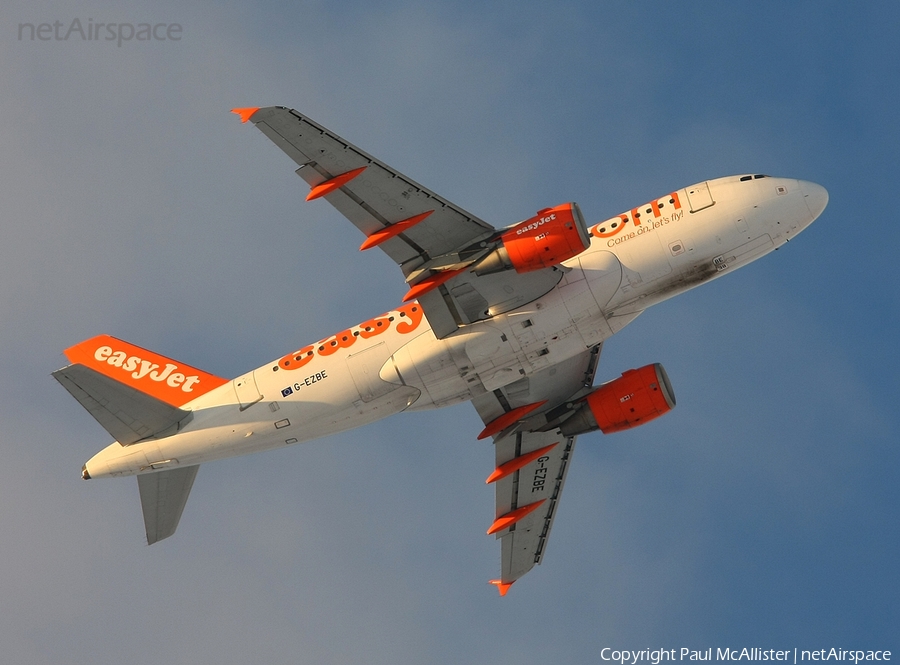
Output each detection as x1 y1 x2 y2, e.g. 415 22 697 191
233 372 263 410
686 181 715 212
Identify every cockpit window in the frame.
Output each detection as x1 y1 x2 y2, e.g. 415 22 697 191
740 175 752 181
753 174 769 179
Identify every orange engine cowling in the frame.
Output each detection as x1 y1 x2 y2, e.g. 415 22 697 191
474 203 591 275
560 363 676 436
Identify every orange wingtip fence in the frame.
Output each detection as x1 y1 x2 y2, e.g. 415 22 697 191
231 107 260 123
489 580 514 596
63 334 228 408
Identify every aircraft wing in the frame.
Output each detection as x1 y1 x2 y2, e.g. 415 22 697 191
472 345 601 594
237 106 564 338
242 106 494 266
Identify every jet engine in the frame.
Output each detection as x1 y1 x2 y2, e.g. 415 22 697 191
474 203 591 275
560 363 676 436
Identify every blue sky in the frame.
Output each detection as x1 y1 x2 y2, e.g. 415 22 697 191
1 1 897 662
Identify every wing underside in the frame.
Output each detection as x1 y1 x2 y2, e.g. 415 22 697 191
237 106 608 589
248 106 494 267
242 106 564 338
492 429 577 585
473 345 601 594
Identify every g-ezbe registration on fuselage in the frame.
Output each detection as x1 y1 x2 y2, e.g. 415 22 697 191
54 106 828 595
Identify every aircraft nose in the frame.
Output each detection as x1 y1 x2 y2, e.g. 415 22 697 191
800 180 829 221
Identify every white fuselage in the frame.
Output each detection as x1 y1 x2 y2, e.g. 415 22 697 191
84 175 827 478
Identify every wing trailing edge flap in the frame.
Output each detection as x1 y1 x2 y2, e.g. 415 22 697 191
52 364 191 445
137 465 199 544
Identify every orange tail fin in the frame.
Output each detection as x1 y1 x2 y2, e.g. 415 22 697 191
63 335 227 407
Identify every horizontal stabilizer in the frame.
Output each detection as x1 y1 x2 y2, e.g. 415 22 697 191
53 364 190 445
137 465 199 544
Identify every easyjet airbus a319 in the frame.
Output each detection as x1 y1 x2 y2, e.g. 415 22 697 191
54 106 827 594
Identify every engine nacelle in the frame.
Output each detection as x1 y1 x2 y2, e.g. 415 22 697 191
560 363 676 436
474 203 591 275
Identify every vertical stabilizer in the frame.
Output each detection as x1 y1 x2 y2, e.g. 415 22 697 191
62 335 227 408
53 335 228 445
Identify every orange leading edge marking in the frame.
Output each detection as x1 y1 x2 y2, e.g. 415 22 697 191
359 210 435 251
486 443 559 484
477 400 548 440
306 167 367 201
403 267 467 303
487 499 547 535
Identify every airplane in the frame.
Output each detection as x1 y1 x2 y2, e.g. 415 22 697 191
53 105 828 595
